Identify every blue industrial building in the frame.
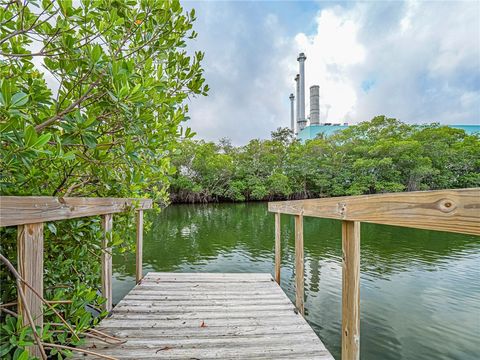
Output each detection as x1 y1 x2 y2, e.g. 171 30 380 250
288 52 479 142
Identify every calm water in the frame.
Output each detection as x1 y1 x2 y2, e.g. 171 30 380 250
112 203 480 360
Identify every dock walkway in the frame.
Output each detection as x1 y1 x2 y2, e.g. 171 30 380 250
74 272 334 359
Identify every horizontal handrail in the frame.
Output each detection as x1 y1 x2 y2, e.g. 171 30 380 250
1 196 152 357
268 188 479 235
270 188 480 360
0 196 153 227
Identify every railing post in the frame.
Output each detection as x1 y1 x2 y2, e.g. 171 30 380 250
17 222 44 358
274 212 281 284
101 214 113 312
136 210 144 284
295 213 304 314
342 220 361 360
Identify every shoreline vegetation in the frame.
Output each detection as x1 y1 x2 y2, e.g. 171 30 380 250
169 116 479 204
1 1 207 358
1 0 478 358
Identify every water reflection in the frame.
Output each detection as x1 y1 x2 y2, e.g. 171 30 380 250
113 202 480 360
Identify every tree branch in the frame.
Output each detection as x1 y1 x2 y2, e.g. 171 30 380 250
0 253 48 360
42 343 119 360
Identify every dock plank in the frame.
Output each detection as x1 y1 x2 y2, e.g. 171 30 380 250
73 273 334 359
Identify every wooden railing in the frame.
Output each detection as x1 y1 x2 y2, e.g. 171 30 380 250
268 188 479 360
0 196 152 356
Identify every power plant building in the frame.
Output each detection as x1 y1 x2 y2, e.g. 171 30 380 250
288 52 479 140
290 52 348 141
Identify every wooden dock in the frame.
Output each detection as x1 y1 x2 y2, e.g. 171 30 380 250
74 272 334 359
3 190 477 360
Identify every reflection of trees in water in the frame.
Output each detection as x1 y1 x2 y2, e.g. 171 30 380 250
302 216 479 282
111 202 479 360
114 203 479 281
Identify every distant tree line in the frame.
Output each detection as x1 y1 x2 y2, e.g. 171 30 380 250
169 116 479 203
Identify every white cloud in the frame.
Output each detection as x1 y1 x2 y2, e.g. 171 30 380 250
293 7 366 124
344 1 479 125
400 0 419 33
184 0 480 144
183 1 294 144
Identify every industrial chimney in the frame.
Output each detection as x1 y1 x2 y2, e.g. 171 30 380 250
310 85 320 125
289 93 295 133
295 74 300 133
297 53 307 131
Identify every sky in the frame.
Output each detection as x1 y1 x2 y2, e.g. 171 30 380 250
182 0 480 144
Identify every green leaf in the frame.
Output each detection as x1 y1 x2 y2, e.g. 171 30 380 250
82 133 97 149
0 343 13 357
32 133 52 148
58 0 72 16
62 151 76 161
119 86 129 98
11 92 29 108
13 348 28 360
91 44 102 63
24 125 37 147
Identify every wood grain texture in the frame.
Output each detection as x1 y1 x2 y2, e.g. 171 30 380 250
268 188 480 235
274 212 281 284
136 210 144 284
295 214 304 315
17 223 44 358
72 272 334 359
342 221 360 360
101 214 113 312
0 196 153 227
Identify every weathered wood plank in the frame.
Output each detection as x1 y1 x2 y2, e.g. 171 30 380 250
100 324 313 337
81 335 327 352
275 212 281 284
342 221 360 360
75 345 332 360
295 214 304 314
142 272 273 280
109 310 308 321
127 289 280 296
97 324 314 335
100 316 311 331
268 188 480 235
117 298 292 306
0 196 152 227
112 304 296 314
124 292 284 300
139 278 274 283
101 214 113 312
73 272 334 359
136 210 143 284
17 223 43 358
122 297 285 303
99 316 309 329
136 282 277 289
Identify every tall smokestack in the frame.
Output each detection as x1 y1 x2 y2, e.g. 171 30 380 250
297 52 307 131
310 85 320 125
289 93 295 133
295 74 300 133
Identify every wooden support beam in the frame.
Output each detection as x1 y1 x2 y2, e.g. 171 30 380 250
17 222 44 358
101 214 113 312
1 196 153 227
342 220 360 360
274 213 281 284
295 214 304 315
268 188 480 235
136 210 144 284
